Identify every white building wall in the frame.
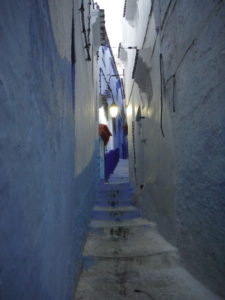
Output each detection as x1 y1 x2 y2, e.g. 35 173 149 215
121 0 225 297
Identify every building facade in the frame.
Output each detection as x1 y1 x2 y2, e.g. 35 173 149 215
98 41 127 181
0 1 102 299
120 0 225 297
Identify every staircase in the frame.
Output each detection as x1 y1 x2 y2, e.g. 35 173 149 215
75 160 221 300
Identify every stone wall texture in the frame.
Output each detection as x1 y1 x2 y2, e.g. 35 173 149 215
126 0 225 297
0 0 97 299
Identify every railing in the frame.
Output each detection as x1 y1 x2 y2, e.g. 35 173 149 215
104 148 119 181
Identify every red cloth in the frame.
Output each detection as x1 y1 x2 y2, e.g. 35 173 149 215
123 124 128 136
99 124 112 145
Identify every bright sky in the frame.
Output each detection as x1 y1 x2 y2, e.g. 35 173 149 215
97 0 124 54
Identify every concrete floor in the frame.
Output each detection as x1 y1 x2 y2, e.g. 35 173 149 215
75 160 221 300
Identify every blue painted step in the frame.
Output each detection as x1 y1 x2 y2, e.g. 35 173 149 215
97 189 133 199
97 182 132 190
97 185 133 194
92 206 141 221
95 200 133 208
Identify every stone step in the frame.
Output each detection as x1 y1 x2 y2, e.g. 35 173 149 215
95 198 134 207
82 251 180 274
76 223 220 300
75 265 220 300
93 206 137 212
92 205 141 221
85 224 176 258
96 190 133 199
97 187 131 192
96 195 133 204
89 217 153 229
108 178 129 183
97 182 132 190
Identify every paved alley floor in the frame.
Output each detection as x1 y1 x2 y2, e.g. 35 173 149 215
75 160 221 300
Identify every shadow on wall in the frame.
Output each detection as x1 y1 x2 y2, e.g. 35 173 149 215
125 0 139 27
132 113 176 243
0 1 97 299
131 4 225 292
134 48 153 109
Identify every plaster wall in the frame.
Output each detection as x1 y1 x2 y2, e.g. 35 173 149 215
123 0 225 297
0 0 98 299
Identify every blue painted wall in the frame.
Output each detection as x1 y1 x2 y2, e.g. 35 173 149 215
0 0 97 299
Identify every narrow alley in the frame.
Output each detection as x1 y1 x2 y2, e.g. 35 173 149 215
0 0 225 299
75 159 221 300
